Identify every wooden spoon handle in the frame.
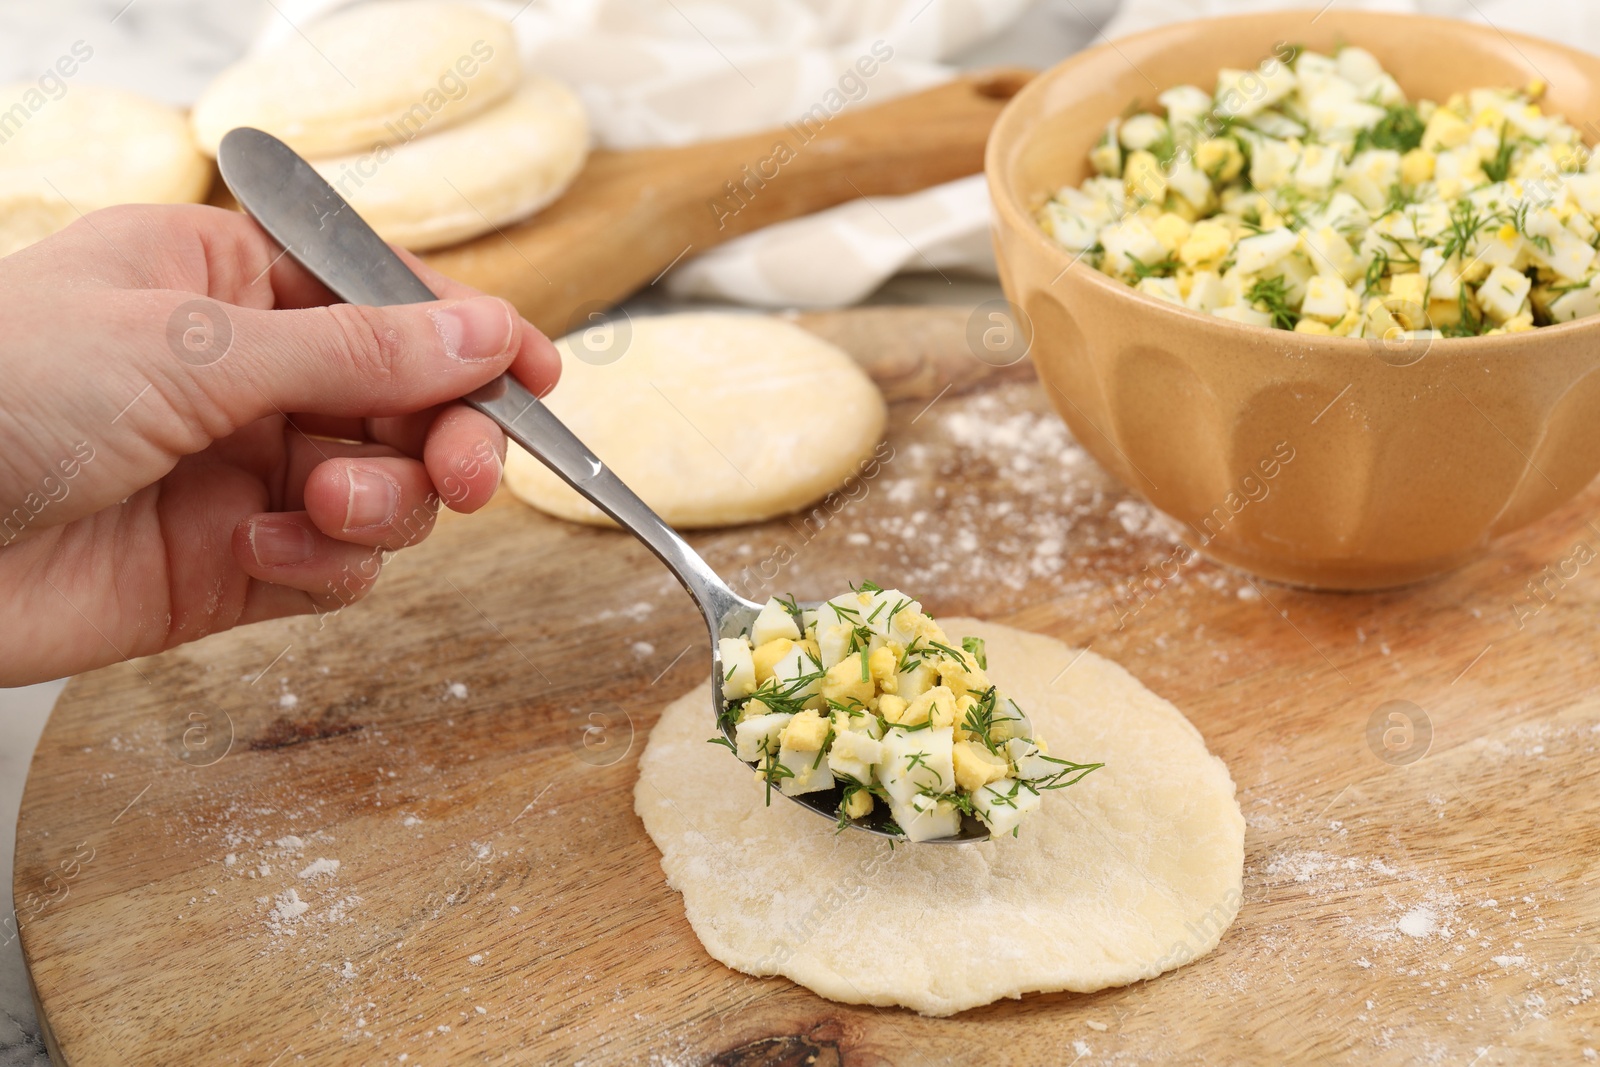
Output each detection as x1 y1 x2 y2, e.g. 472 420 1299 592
423 68 1035 336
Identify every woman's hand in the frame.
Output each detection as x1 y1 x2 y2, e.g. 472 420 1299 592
0 203 560 686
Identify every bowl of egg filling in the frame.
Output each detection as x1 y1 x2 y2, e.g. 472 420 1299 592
986 9 1600 589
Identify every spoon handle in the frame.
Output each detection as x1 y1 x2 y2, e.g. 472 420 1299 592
216 126 741 633
464 375 741 632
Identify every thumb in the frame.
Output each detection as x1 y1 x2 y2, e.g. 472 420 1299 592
168 294 523 429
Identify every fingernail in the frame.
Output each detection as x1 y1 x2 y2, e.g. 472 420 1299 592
344 468 399 530
429 297 514 362
528 330 563 392
249 518 315 567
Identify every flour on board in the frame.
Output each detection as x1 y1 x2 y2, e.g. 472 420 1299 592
298 857 340 879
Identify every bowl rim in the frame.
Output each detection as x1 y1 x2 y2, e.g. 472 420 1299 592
984 7 1600 356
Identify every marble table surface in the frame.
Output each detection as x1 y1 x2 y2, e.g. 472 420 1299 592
0 1 1115 1062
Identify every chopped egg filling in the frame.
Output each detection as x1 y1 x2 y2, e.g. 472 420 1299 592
1038 45 1600 336
715 583 1102 841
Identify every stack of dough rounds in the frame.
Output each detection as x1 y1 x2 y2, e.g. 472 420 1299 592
635 618 1247 1016
191 0 588 250
0 84 209 258
504 313 888 529
310 78 587 251
189 1 519 158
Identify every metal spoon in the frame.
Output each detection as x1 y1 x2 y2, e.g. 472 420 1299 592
216 127 987 843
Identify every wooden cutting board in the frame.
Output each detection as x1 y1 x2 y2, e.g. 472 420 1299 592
424 69 1033 336
15 306 1600 1065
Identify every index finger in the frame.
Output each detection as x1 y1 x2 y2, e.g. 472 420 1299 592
268 224 564 398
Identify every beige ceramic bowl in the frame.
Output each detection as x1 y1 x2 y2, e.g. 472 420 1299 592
987 10 1600 590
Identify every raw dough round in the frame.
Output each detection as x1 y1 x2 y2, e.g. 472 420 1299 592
504 313 888 528
634 618 1245 1016
190 1 520 158
310 76 588 251
0 84 210 258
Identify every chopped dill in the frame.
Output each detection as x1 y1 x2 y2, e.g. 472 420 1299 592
919 789 976 817
1384 182 1421 215
1032 755 1107 790
961 688 1000 752
1246 275 1301 331
833 775 891 832
825 601 861 622
880 716 933 733
1512 203 1553 253
1482 123 1517 183
1148 130 1179 169
724 668 824 730
1437 283 1491 338
759 751 793 806
1125 251 1180 280
812 726 835 769
1439 200 1488 263
774 592 804 625
1365 247 1392 293
1350 102 1425 155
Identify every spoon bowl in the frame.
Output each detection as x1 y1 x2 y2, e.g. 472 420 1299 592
216 126 986 843
707 598 989 843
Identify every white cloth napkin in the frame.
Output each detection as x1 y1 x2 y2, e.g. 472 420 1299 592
251 0 1035 308
1104 0 1600 46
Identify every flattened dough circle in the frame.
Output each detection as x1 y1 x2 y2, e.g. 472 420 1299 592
0 84 210 258
504 313 888 528
191 0 520 158
311 77 588 250
634 619 1245 1016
